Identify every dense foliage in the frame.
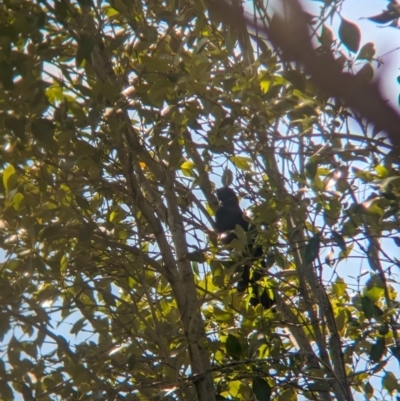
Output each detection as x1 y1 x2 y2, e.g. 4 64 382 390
0 0 400 400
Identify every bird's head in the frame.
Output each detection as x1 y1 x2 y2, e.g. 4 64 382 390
216 187 239 205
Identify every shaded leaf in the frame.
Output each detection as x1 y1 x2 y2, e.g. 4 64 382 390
277 387 297 401
305 234 320 264
339 18 361 53
390 346 400 363
367 10 398 24
361 296 375 320
332 231 347 252
194 37 209 54
318 25 333 47
31 119 57 150
70 317 86 335
0 61 14 90
305 161 317 178
356 63 374 83
186 251 206 263
75 195 90 210
378 323 389 336
76 36 94 67
0 380 14 400
253 377 271 401
225 334 242 360
370 337 385 363
5 117 26 141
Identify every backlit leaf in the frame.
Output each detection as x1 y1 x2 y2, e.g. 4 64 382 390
382 372 398 394
230 156 250 171
357 42 376 60
339 18 361 53
3 165 17 193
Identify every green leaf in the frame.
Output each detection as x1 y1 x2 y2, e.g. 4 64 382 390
363 381 374 400
76 36 94 67
378 323 389 336
319 25 333 47
12 192 24 211
364 274 385 303
0 313 10 342
54 0 69 19
5 117 26 140
92 81 120 104
252 377 271 401
338 242 353 260
75 195 91 210
332 231 346 252
361 296 375 320
225 334 242 360
260 78 270 94
331 277 346 297
127 354 136 370
335 308 346 332
213 307 234 325
168 138 182 168
230 156 250 171
209 259 224 288
390 346 400 363
339 18 361 53
186 251 206 263
31 119 57 150
305 160 317 178
0 379 14 400
382 371 398 394
305 234 320 264
277 387 297 401
194 37 209 54
323 198 341 227
39 225 62 242
147 78 173 106
370 337 385 363
0 61 14 90
2 165 17 193
180 160 195 177
99 289 116 307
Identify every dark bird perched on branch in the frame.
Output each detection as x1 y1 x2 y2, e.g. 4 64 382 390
215 187 275 309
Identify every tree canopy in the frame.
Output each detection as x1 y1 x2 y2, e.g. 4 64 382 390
0 0 400 400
